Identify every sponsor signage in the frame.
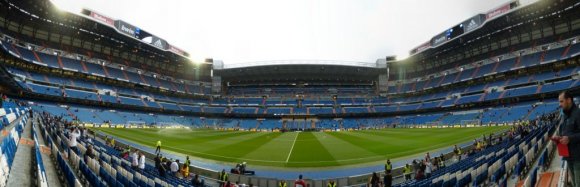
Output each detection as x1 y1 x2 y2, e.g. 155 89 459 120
487 3 511 19
114 20 140 38
148 36 168 50
83 9 188 57
168 44 187 56
410 41 431 55
431 32 448 47
461 14 485 33
89 11 115 27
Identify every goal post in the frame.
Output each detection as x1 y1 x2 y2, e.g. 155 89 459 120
426 121 442 128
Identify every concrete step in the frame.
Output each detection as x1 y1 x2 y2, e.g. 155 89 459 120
34 117 63 187
6 117 33 186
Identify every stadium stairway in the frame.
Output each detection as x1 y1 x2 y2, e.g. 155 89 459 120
6 113 34 186
37 115 84 187
33 115 63 187
512 123 566 187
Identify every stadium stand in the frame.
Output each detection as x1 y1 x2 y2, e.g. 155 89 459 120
0 0 579 186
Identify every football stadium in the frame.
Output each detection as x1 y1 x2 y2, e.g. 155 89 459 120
0 0 579 186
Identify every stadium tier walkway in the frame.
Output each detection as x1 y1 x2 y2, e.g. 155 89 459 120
33 116 63 187
97 131 474 180
6 114 33 186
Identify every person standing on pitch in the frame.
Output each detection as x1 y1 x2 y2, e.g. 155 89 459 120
156 140 162 154
553 91 580 187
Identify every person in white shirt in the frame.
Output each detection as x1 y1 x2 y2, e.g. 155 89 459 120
82 128 88 140
69 128 80 154
424 160 432 178
131 150 139 169
138 153 146 171
170 160 179 175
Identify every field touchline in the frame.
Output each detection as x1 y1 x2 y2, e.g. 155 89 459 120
286 132 300 163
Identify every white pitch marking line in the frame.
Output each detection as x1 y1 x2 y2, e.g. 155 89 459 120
286 132 300 163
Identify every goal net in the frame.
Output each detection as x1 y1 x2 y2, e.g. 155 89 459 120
461 119 481 127
426 121 442 128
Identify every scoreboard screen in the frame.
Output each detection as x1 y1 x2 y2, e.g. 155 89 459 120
446 24 464 39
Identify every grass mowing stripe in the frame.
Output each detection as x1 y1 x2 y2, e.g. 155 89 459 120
241 133 297 166
286 132 337 167
313 132 377 160
326 131 391 155
286 132 299 163
203 133 282 162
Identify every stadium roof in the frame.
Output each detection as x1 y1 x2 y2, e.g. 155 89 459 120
214 62 385 84
221 60 379 69
48 0 514 65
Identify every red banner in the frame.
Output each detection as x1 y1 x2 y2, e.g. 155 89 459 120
486 4 511 20
90 12 115 27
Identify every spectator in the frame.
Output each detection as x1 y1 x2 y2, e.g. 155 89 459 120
415 167 425 181
84 144 95 162
181 164 189 179
294 174 306 187
156 160 167 178
110 138 115 147
131 150 139 169
368 172 381 187
383 170 392 187
192 174 205 187
553 91 580 187
68 128 80 154
439 155 445 168
170 160 180 176
453 145 462 161
424 160 432 178
154 154 162 168
121 146 131 159
138 152 145 171
165 158 173 172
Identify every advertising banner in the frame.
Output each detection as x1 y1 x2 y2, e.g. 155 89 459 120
462 14 485 33
114 20 140 38
89 11 115 27
431 32 448 47
410 41 431 55
487 4 511 19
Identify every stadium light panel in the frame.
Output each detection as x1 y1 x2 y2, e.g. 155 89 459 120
189 55 206 65
395 51 410 61
50 0 83 13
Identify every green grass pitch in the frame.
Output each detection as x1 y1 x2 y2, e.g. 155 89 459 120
94 126 510 168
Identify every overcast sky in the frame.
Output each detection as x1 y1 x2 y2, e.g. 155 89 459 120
50 0 509 65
